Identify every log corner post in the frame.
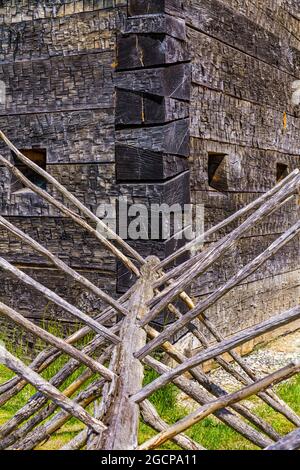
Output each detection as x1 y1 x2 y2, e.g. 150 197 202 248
115 1 191 295
88 256 160 450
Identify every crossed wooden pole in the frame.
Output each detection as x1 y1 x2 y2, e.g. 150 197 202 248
0 131 299 450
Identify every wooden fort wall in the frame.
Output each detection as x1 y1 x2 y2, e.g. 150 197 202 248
186 0 300 338
0 2 127 329
0 0 299 341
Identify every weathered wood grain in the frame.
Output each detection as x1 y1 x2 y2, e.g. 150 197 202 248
190 86 300 155
0 0 299 452
133 305 300 401
10 377 106 450
116 119 190 157
158 169 299 269
143 356 272 448
137 219 300 358
0 217 116 271
116 145 189 181
88 257 159 450
140 400 205 450
116 90 189 126
116 236 189 294
192 270 300 341
60 430 88 450
125 14 186 40
185 0 300 76
139 362 299 450
0 1 127 24
0 287 131 407
188 28 298 114
0 215 127 316
0 350 112 449
0 334 117 439
190 234 299 296
0 256 120 344
0 345 106 434
115 64 191 100
0 8 126 64
0 147 142 275
265 428 300 451
146 174 300 318
154 296 300 427
0 111 115 164
0 301 115 381
128 0 184 18
192 192 298 240
117 34 189 70
145 324 282 441
219 0 300 50
0 53 115 115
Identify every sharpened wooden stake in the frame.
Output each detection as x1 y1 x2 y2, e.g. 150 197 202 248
144 324 281 442
0 289 133 407
143 356 272 448
10 378 106 450
0 347 113 448
140 400 206 450
145 173 300 321
0 301 115 381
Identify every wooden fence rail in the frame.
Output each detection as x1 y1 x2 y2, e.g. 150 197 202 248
0 132 299 450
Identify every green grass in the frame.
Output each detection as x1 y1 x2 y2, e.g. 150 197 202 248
138 368 300 450
0 324 96 450
0 338 299 450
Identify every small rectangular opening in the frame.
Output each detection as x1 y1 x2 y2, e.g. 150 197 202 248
208 153 228 191
11 149 47 193
276 163 289 183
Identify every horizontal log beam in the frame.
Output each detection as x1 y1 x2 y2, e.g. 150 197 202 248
125 15 186 40
128 0 184 18
115 63 191 100
116 119 190 157
117 34 189 70
116 145 189 181
116 90 189 126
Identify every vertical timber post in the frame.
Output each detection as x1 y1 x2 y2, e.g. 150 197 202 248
88 256 159 450
115 0 191 296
